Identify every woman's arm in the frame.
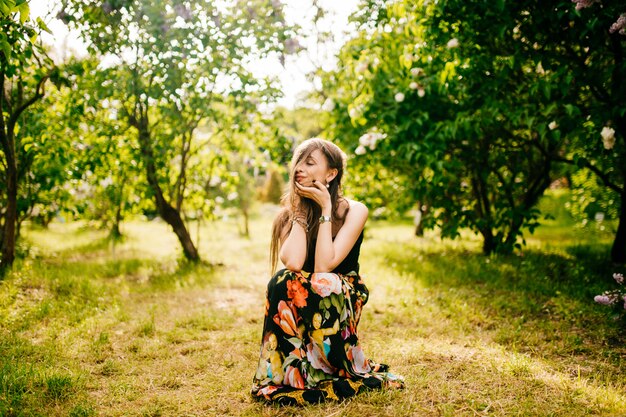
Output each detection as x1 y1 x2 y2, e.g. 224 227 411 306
314 201 367 272
279 215 308 271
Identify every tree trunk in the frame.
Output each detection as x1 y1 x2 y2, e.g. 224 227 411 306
611 187 626 264
242 208 249 237
414 203 429 237
481 228 496 255
110 204 123 239
1 163 17 271
137 123 199 262
0 74 17 272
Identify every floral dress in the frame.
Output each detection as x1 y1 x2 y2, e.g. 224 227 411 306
251 231 404 405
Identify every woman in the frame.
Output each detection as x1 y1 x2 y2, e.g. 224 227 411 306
251 138 404 405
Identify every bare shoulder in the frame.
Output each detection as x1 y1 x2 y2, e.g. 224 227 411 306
345 199 368 220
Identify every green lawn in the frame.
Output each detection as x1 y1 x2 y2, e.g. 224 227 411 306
1 198 625 416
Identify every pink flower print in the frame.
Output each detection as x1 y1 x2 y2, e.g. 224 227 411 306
310 272 343 298
306 342 336 374
348 345 372 374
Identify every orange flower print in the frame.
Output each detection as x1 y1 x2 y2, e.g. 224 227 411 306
257 385 279 400
283 365 305 389
273 300 299 337
287 278 308 308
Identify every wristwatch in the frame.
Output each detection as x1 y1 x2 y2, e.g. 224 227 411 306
319 215 331 224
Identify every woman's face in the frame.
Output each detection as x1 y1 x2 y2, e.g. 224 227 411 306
294 149 332 187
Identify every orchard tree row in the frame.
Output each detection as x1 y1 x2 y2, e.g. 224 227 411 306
1 0 625 274
0 0 299 271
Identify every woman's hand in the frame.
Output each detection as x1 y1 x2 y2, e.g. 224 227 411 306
294 180 331 210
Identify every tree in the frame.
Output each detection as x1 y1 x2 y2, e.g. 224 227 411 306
61 0 296 261
322 0 625 259
322 1 562 254
0 0 61 271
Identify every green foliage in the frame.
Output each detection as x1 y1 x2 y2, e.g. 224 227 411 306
52 0 299 259
1 0 64 270
568 168 621 225
321 0 625 259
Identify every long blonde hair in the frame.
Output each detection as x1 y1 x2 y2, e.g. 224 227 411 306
269 138 348 274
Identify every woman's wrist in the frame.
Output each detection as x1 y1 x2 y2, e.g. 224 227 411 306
320 201 332 215
318 214 331 225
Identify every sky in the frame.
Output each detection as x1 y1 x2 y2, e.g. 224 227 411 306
29 0 360 108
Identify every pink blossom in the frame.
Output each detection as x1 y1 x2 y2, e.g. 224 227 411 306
609 14 626 35
594 295 613 305
571 0 599 11
614 273 625 285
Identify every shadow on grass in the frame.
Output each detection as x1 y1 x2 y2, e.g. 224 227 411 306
378 240 626 363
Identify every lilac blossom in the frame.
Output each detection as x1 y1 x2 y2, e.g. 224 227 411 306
609 14 626 35
594 294 613 305
571 0 599 11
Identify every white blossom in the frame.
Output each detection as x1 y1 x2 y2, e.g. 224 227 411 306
227 192 238 201
348 105 364 119
322 98 335 112
447 38 459 48
394 92 405 102
358 130 387 151
411 67 424 77
209 176 221 187
359 134 372 147
549 121 558 130
99 177 114 188
601 126 616 150
355 61 369 74
354 145 367 155
409 81 419 90
417 88 426 98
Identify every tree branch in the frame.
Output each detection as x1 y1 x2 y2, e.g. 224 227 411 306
563 44 611 103
0 72 8 153
7 75 49 132
554 154 623 194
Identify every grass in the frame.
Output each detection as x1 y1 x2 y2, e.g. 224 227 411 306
0 194 625 416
